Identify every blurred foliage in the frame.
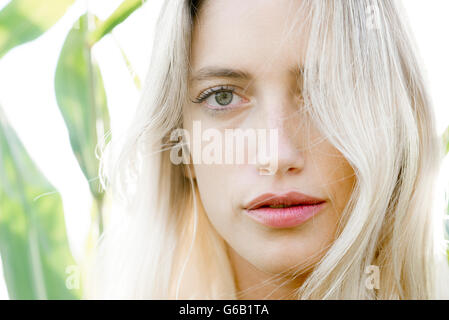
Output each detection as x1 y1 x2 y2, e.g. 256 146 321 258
0 0 144 299
55 14 110 232
56 14 109 196
0 0 75 58
0 107 79 299
443 126 449 156
88 0 144 46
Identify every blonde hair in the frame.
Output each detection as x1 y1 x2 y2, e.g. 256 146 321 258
86 0 449 299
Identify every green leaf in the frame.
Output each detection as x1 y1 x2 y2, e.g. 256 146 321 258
0 0 75 58
88 0 144 46
112 36 141 89
55 14 110 200
443 125 449 156
0 106 79 299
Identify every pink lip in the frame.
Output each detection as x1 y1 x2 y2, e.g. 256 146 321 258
244 191 326 228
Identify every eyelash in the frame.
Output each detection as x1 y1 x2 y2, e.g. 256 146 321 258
191 85 245 114
192 85 236 103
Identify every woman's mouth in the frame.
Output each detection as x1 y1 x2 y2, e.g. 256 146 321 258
243 191 326 228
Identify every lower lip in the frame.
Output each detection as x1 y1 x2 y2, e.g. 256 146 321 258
244 202 326 228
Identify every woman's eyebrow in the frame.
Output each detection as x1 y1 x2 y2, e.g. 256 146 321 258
190 67 251 82
189 66 304 82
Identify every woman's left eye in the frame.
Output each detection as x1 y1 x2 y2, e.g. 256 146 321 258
192 86 248 111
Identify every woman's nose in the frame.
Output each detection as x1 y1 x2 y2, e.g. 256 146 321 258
256 94 305 176
273 118 305 176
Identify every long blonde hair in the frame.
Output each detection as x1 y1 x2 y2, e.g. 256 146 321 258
86 0 449 299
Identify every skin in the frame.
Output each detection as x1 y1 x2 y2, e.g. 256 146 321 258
183 0 356 299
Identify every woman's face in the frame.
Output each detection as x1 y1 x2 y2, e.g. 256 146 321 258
183 0 356 279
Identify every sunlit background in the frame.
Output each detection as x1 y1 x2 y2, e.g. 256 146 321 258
0 0 448 299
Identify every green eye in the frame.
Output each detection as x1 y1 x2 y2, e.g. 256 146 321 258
215 91 233 106
192 85 249 114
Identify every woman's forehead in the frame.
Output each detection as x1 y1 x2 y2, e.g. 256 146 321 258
190 0 308 73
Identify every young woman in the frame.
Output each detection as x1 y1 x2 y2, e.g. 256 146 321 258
87 0 449 299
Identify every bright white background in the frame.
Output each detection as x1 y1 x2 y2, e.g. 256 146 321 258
0 0 448 299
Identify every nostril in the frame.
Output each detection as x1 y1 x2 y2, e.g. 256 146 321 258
285 166 302 174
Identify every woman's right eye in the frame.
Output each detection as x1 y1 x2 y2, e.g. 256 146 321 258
192 86 249 112
211 91 234 106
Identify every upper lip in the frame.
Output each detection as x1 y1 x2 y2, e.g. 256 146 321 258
244 191 326 210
